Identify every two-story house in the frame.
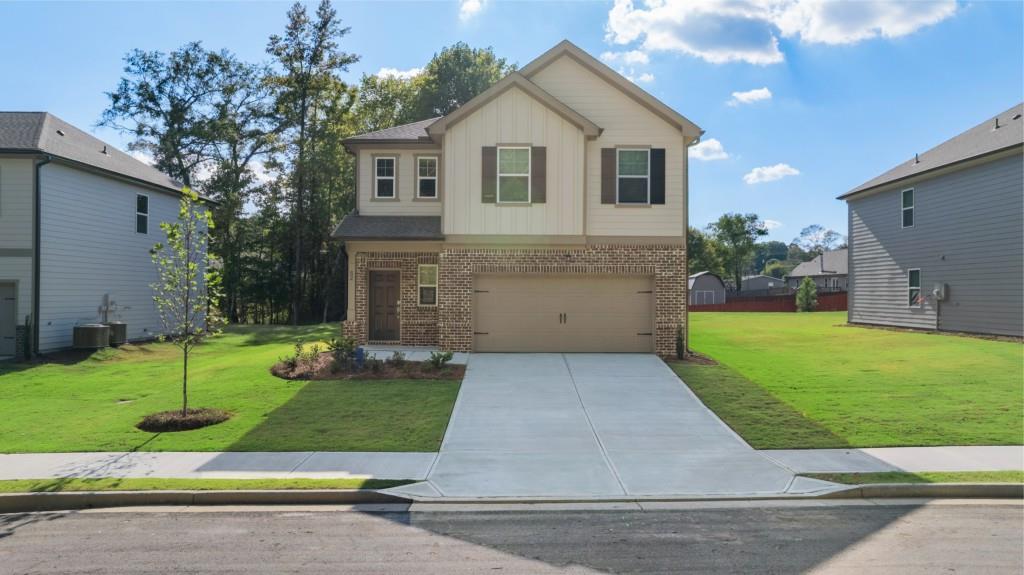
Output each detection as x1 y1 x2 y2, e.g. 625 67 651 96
840 103 1023 337
333 41 703 356
0 112 193 358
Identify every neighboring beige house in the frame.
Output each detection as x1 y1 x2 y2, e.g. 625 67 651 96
785 249 849 292
333 41 702 355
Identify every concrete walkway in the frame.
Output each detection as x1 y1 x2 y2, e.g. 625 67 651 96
761 446 1024 474
387 354 827 499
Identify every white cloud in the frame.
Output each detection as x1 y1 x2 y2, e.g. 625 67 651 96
459 0 485 22
689 138 729 161
375 66 423 80
605 0 957 66
743 163 800 184
619 68 655 84
762 219 783 230
728 87 772 106
129 150 154 165
600 49 650 65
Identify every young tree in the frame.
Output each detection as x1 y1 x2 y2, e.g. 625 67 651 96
416 42 514 118
708 213 769 290
795 276 818 312
150 188 223 416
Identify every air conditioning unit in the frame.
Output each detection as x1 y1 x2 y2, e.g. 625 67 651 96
73 324 110 350
932 283 948 301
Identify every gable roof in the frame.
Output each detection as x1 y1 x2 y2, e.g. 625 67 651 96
520 40 703 140
342 117 440 145
0 112 185 194
788 249 849 278
840 103 1024 199
426 72 602 138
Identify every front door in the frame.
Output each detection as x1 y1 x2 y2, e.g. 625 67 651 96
369 271 400 341
0 283 16 357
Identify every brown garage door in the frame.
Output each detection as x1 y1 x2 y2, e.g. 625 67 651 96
473 275 653 353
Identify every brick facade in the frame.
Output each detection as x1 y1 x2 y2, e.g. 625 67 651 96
345 244 686 357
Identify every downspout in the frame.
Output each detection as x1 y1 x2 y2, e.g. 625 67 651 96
32 155 51 356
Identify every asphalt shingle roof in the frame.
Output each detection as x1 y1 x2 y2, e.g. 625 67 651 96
331 214 443 241
0 112 184 193
342 117 441 144
841 103 1024 198
788 248 848 278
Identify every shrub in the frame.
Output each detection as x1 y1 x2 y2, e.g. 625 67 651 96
301 343 323 365
327 334 358 372
365 354 384 373
428 350 454 369
796 276 819 312
387 351 407 368
675 324 685 360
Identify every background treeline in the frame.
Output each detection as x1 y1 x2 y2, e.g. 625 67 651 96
689 216 845 290
100 0 512 324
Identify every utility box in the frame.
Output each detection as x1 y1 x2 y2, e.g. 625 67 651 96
106 321 128 347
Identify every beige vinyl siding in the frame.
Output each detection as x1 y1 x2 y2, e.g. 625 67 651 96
443 85 585 236
0 158 34 249
357 149 442 216
37 163 184 351
848 152 1023 336
529 55 686 237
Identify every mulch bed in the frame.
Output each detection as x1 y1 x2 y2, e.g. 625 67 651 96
271 352 465 381
136 408 232 433
667 351 719 366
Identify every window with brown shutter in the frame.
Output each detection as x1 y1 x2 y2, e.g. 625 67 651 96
481 146 497 203
531 147 546 203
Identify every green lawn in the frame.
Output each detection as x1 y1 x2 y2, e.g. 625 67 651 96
803 471 1024 485
0 477 411 493
0 325 461 453
673 312 1023 449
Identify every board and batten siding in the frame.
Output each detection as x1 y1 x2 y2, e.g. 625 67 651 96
37 163 183 351
357 148 442 216
442 85 585 236
0 158 35 323
529 55 687 237
848 152 1023 336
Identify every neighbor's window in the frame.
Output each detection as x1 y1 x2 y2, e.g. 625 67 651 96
901 188 914 228
617 148 650 204
418 264 438 306
908 268 922 307
417 157 438 199
136 194 149 234
375 157 396 198
497 147 530 203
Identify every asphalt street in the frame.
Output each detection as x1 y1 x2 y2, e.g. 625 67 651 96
1 500 1021 574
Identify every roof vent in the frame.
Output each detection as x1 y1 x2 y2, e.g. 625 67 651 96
101 145 108 155
994 118 1000 130
56 129 65 137
914 153 920 164
1013 113 1022 121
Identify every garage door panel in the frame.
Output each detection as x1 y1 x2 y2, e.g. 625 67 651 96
473 275 653 353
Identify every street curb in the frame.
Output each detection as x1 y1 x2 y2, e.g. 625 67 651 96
821 483 1024 500
0 490 411 514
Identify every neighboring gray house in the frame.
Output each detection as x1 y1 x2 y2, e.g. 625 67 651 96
741 274 786 293
839 103 1023 337
688 272 726 305
0 112 195 357
786 249 849 292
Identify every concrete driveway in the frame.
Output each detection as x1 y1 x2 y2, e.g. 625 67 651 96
389 354 833 499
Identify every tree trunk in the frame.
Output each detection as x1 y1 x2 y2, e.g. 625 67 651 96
182 347 189 417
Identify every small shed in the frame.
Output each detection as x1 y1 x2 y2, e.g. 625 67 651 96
689 272 727 305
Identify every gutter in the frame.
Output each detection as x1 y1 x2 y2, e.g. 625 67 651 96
32 155 51 357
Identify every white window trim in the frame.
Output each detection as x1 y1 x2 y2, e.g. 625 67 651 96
908 268 922 308
375 156 397 199
417 264 438 307
616 148 650 205
136 193 149 235
901 188 914 229
416 156 438 199
496 146 531 204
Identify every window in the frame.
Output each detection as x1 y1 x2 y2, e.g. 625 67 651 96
375 157 396 199
417 157 438 199
497 147 530 203
826 277 840 291
136 194 149 234
617 148 650 204
901 188 914 228
417 264 438 306
908 268 922 307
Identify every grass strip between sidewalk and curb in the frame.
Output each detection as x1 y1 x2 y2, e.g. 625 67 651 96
803 471 1024 485
0 477 413 494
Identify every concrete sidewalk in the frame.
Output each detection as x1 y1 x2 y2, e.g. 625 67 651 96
0 452 436 481
761 446 1023 474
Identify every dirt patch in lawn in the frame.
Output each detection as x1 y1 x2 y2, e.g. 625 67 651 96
136 408 232 433
271 353 465 381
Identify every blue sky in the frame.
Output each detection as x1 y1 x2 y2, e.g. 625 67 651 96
1 1 1021 242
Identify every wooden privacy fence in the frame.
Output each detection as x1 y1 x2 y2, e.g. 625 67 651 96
691 292 847 312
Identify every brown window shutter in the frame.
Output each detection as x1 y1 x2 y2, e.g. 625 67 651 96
531 146 546 203
601 148 616 204
650 148 666 205
481 146 497 203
